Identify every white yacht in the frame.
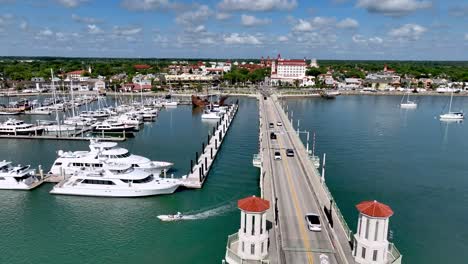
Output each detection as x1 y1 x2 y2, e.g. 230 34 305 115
80 110 109 119
92 120 137 134
49 140 173 176
64 116 97 127
0 119 45 135
50 164 180 197
111 113 143 126
440 91 464 120
201 110 221 120
0 161 41 190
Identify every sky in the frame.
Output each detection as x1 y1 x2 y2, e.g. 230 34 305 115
0 0 467 60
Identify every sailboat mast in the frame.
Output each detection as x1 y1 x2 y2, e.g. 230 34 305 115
448 91 454 113
71 78 75 117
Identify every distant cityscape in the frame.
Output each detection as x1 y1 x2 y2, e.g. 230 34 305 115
0 56 467 94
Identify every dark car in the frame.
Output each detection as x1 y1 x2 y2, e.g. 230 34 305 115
269 123 274 129
286 149 294 157
270 132 277 140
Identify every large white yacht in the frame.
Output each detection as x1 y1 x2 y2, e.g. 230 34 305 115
50 164 180 197
0 161 41 190
0 119 45 135
49 140 173 176
92 120 137 134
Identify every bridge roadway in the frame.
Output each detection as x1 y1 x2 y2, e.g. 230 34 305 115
260 95 354 264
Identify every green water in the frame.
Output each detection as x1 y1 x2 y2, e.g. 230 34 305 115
0 97 260 264
284 95 468 264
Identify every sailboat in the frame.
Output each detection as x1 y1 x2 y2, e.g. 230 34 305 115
440 91 464 120
400 85 417 108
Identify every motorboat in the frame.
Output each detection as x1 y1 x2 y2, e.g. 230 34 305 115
0 161 41 190
80 110 109 119
201 110 221 120
49 164 180 197
63 116 97 127
44 124 77 132
27 107 52 115
0 119 45 135
49 140 173 176
92 120 138 134
157 212 184 222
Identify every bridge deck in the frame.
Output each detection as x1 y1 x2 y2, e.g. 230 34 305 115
260 95 355 264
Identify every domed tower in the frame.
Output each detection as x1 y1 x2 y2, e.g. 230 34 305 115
236 196 270 260
354 200 394 264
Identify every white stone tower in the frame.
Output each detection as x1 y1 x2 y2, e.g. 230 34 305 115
354 200 394 264
237 196 270 261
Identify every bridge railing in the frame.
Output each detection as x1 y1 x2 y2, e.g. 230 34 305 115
387 243 402 264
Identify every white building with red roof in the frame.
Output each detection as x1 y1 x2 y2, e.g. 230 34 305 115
225 196 270 264
270 54 309 85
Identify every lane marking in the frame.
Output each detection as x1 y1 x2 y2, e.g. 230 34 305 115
270 103 314 264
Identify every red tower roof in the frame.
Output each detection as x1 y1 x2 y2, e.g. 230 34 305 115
238 196 270 213
356 200 393 218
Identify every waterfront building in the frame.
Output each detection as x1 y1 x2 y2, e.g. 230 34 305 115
270 54 319 86
66 70 86 80
353 200 401 264
225 196 270 264
94 80 106 91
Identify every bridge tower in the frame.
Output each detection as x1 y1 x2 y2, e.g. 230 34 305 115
237 196 270 261
353 200 394 264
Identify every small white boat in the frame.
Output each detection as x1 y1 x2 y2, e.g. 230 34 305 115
27 107 52 115
201 110 221 120
157 212 184 222
440 112 464 120
440 91 463 120
400 90 417 108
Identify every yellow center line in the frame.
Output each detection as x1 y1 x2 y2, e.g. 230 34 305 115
273 112 314 263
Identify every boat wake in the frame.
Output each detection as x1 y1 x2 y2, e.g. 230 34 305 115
158 203 234 222
182 204 233 220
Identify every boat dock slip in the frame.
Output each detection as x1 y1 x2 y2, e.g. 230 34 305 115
256 95 357 264
182 103 239 189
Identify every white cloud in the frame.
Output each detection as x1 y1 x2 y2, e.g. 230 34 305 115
352 34 383 45
186 25 206 33
241 14 271 27
218 0 297 12
87 24 103 34
448 5 468 17
55 0 89 8
38 28 54 36
216 12 231 20
112 26 142 36
224 33 262 45
175 5 211 25
292 17 335 32
72 14 101 24
121 0 172 11
19 20 28 31
356 0 432 17
337 18 359 29
388 24 427 40
277 35 289 42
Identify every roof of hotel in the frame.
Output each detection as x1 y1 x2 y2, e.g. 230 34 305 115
278 59 307 66
134 64 152 69
356 200 393 218
67 70 85 75
238 196 270 212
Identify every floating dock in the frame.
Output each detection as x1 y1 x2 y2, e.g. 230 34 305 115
182 103 239 188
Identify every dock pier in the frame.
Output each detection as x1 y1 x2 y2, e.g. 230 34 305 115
182 103 239 189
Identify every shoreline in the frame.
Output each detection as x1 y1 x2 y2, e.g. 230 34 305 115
2 90 468 98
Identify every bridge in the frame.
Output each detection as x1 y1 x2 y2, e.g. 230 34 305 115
224 93 402 264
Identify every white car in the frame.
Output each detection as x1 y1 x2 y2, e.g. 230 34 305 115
277 122 283 126
305 213 322 231
274 151 281 160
